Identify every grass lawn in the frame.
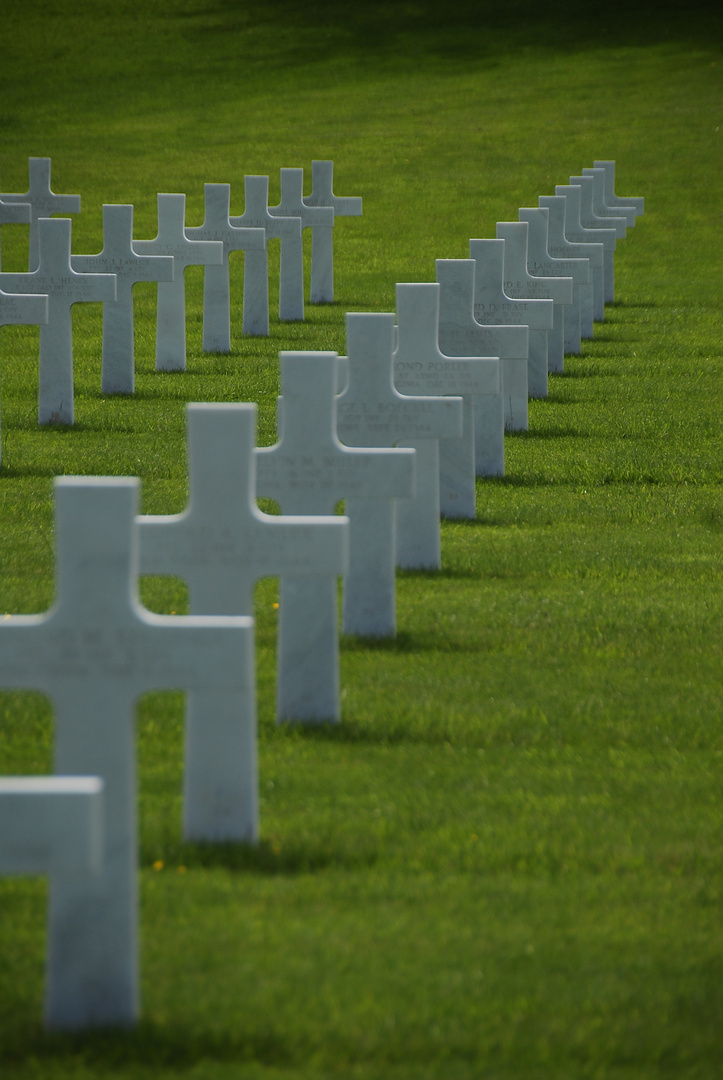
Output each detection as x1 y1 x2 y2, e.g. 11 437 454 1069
0 1 721 1077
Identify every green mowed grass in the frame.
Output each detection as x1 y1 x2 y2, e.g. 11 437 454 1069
1 1 722 1077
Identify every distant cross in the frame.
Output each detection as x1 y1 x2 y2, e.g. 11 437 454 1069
0 158 80 270
0 477 253 1027
491 224 572 399
0 776 104 1030
138 403 347 812
569 174 624 303
393 282 498 559
593 160 644 218
470 237 551 409
185 183 265 352
552 185 608 322
336 312 462 636
303 160 362 303
269 167 334 315
582 167 635 230
229 175 302 335
0 196 31 268
538 195 602 340
0 286 48 460
71 204 174 394
256 351 414 712
518 206 589 363
133 193 223 371
0 217 116 425
436 258 527 481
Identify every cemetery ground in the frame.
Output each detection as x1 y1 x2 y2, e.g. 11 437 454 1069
0 1 721 1077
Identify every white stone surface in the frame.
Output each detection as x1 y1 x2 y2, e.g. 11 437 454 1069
0 196 31 268
569 175 623 303
436 259 526 482
582 168 635 229
0 776 104 1029
258 350 414 660
470 237 552 406
185 184 265 352
518 206 589 364
337 312 460 636
229 176 302 334
0 286 48 460
538 195 603 339
0 218 116 425
393 282 498 562
269 168 335 314
133 193 223 371
553 185 612 321
302 161 362 303
0 158 80 270
71 205 174 394
0 477 253 1028
139 402 348 747
593 160 644 217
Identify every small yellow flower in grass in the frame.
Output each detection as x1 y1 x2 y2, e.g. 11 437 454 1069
177 865 187 874
272 602 279 609
272 843 281 855
153 860 164 871
470 834 478 841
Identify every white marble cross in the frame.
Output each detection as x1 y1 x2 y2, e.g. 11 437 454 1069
0 217 116 425
493 223 573 391
436 258 527 482
0 776 104 1029
0 476 253 1028
538 195 603 339
185 183 265 352
133 193 223 371
337 312 460 636
0 158 80 270
269 168 335 315
0 196 31 268
470 237 553 406
138 401 348 762
581 167 635 231
593 160 644 218
303 160 362 303
229 176 302 334
393 282 499 560
518 206 589 363
553 185 612 322
569 175 623 303
0 286 48 460
257 350 414 682
71 205 174 394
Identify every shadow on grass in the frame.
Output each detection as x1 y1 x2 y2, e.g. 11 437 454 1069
141 835 380 876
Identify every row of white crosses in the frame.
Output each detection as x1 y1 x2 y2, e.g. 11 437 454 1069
0 159 643 1032
0 158 362 430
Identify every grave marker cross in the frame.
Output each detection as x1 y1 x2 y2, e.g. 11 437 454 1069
71 204 174 394
0 776 104 1030
538 195 603 339
518 206 589 362
569 175 624 303
185 184 265 352
470 237 553 406
302 160 362 303
133 193 223 371
256 351 415 705
0 158 80 270
553 185 614 321
436 258 527 482
229 176 302 335
593 160 644 218
138 402 348 802
393 282 499 561
0 217 116 425
581 167 635 229
269 168 335 313
0 477 253 1027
